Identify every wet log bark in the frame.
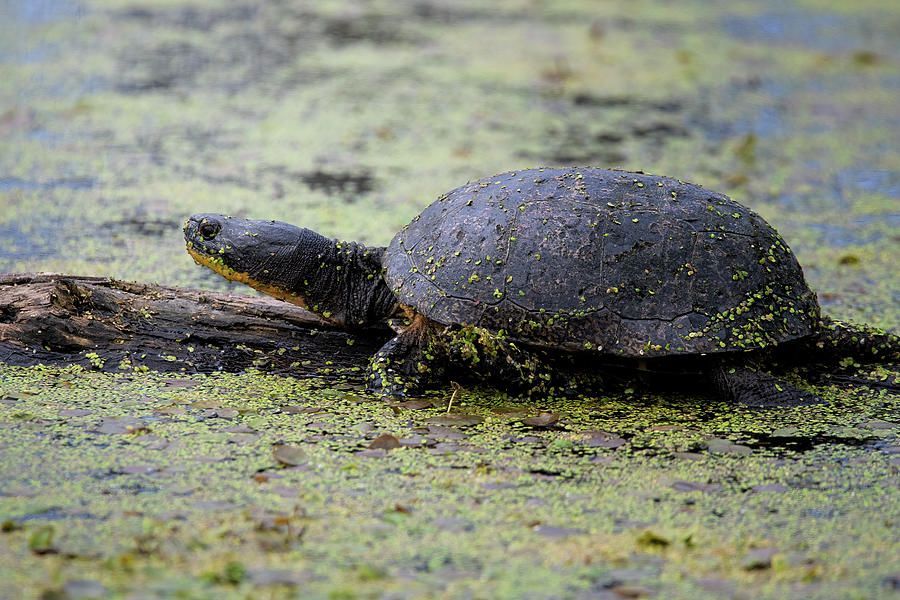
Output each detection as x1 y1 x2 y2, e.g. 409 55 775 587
0 273 392 377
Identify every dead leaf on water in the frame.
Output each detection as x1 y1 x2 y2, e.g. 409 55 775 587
272 444 307 466
282 405 323 414
29 525 56 554
58 408 92 417
248 568 310 586
399 435 427 447
430 517 473 532
272 485 299 499
635 529 670 548
355 448 387 458
369 433 401 450
62 580 108 599
670 480 709 493
704 438 752 456
423 425 467 440
649 424 680 432
672 451 704 460
482 481 517 490
504 434 541 444
139 436 169 450
742 547 777 570
426 415 483 427
521 412 559 428
95 418 138 434
119 464 158 475
751 483 789 493
428 441 463 454
611 584 657 598
192 500 237 511
2 485 38 497
191 398 221 410
161 378 200 388
191 454 229 463
584 431 627 448
861 419 896 430
353 422 375 434
218 425 257 434
392 399 433 410
531 524 586 538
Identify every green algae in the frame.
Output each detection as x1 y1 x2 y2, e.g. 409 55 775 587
1 0 896 294
1 365 899 598
2 0 900 597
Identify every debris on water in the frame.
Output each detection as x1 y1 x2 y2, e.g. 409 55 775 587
368 433 401 450
750 483 789 493
670 480 710 493
635 529 670 548
392 399 433 410
425 415 484 427
61 579 109 599
521 412 559 428
583 431 628 448
741 547 778 570
703 438 752 456
217 424 256 434
28 525 56 555
531 524 586 538
272 444 307 466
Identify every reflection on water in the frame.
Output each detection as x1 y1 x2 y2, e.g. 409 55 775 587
836 169 900 200
722 10 864 53
0 177 95 191
1 0 84 24
0 220 59 261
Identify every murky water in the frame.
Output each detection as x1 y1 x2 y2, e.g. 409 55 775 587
1 3 899 597
1 0 84 24
1 0 897 295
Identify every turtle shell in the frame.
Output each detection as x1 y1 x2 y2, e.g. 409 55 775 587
382 167 820 357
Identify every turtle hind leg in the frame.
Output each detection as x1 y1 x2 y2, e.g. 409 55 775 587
812 317 900 363
711 366 821 407
366 314 446 397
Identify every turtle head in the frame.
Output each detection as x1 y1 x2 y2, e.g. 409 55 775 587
185 213 397 327
184 213 323 311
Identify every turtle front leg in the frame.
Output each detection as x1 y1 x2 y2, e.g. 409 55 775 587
441 325 560 396
367 315 447 397
366 317 555 397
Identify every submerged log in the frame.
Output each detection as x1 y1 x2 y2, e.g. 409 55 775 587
0 273 391 377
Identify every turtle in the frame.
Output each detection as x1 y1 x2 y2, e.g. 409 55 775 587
183 167 899 405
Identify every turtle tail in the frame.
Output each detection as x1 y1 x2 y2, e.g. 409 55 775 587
809 317 900 363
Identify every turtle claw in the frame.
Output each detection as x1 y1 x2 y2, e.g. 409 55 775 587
366 313 456 399
367 331 431 399
366 350 403 398
365 364 414 399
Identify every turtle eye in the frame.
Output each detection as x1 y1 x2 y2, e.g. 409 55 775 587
198 221 220 239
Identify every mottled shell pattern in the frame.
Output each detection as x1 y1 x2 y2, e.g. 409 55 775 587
383 167 820 357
